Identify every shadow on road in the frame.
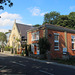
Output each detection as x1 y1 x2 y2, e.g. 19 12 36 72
0 54 43 75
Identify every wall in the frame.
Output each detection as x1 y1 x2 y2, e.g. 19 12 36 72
67 33 75 56
27 27 75 59
27 32 32 45
48 29 75 59
48 29 65 59
8 23 21 49
27 29 44 45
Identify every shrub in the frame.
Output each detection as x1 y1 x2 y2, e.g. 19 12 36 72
4 46 10 51
15 48 17 54
28 44 33 54
28 44 31 52
21 50 25 56
38 37 51 54
4 46 12 51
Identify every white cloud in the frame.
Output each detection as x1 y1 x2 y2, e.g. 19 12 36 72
0 12 23 33
70 6 75 10
0 29 8 33
28 7 47 16
40 12 46 16
0 12 22 26
30 7 40 16
1 12 22 20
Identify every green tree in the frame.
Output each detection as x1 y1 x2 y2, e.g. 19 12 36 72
38 37 50 54
57 15 75 29
44 11 60 24
5 32 10 34
0 0 13 10
68 12 75 20
0 32 7 51
43 13 50 24
43 11 75 29
0 32 7 45
57 15 69 27
33 24 40 27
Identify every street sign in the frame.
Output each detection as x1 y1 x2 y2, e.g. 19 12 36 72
37 50 39 54
63 48 67 54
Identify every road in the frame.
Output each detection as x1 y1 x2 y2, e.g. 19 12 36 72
0 54 75 75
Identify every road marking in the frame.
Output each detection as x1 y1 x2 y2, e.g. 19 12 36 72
12 61 26 67
39 70 54 75
0 66 6 70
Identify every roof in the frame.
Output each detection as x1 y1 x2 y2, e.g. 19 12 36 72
45 24 75 33
28 24 75 33
16 23 33 39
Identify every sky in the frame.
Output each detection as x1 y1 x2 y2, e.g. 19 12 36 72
0 0 75 32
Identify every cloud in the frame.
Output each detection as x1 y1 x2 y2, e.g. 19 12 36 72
0 12 23 33
0 29 8 33
70 6 75 10
40 13 46 16
1 12 22 20
28 7 47 16
30 7 40 16
0 12 22 26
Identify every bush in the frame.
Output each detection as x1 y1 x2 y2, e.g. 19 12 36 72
28 44 33 54
15 48 17 54
21 50 25 56
4 46 13 51
27 44 31 52
38 37 51 54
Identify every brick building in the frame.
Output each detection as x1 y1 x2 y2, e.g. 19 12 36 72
27 24 75 59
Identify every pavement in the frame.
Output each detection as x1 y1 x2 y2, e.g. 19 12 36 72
0 52 75 75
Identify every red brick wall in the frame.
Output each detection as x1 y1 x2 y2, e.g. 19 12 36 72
39 29 44 38
28 29 44 44
48 29 65 59
28 28 75 59
67 33 75 56
48 29 75 59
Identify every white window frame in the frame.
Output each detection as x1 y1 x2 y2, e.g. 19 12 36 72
54 33 59 51
71 35 75 50
31 31 39 41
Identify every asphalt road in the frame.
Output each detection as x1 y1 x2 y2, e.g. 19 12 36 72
0 54 75 75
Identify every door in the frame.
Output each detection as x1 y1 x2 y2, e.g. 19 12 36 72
34 45 37 54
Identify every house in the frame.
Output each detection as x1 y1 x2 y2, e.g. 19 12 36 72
27 23 75 59
7 20 32 54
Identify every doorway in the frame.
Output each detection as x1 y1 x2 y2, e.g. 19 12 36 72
34 45 37 54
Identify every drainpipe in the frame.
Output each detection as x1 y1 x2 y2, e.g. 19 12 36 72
64 31 67 51
43 28 48 39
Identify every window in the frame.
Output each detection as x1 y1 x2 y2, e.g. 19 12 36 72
13 37 15 39
21 36 25 41
54 33 59 50
71 36 75 50
32 31 39 41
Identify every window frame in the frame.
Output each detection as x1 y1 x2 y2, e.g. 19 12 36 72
71 35 75 50
31 31 39 41
54 33 59 51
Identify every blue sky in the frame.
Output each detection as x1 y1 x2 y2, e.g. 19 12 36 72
0 0 75 32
